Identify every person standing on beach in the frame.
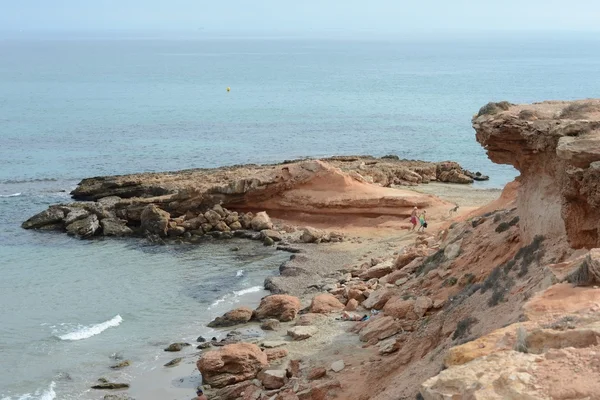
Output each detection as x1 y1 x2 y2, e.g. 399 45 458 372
418 210 428 232
410 206 418 231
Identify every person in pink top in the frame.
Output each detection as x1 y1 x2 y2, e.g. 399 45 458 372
410 206 418 231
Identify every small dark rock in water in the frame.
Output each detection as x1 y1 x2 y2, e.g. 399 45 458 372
276 245 303 253
164 342 191 352
110 360 131 369
230 246 240 251
260 319 281 331
197 342 211 349
211 337 218 341
197 336 207 343
104 395 135 400
263 236 275 246
98 378 109 383
91 382 130 390
164 357 183 367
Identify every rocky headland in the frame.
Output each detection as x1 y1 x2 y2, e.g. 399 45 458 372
24 100 600 400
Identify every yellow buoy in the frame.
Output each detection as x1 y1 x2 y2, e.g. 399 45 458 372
226 87 230 92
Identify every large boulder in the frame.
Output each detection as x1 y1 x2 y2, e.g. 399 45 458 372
22 207 65 229
250 212 273 231
140 204 170 237
66 214 100 238
359 316 401 342
197 343 268 388
100 218 133 236
208 307 253 328
261 229 283 242
414 296 433 317
310 293 345 314
253 295 301 322
64 207 90 225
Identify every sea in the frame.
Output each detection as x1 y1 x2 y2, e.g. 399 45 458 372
2 31 600 399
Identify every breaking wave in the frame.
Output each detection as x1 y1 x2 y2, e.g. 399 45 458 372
57 315 123 341
0 193 21 198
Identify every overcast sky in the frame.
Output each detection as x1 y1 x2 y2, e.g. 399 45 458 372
3 0 600 34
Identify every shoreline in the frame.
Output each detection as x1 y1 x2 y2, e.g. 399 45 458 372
118 182 502 400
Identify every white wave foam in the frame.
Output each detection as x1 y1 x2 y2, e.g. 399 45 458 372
0 193 21 198
58 315 122 341
208 286 264 309
233 286 262 296
2 382 56 400
236 269 244 277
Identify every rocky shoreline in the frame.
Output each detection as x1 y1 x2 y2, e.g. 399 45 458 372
26 100 600 400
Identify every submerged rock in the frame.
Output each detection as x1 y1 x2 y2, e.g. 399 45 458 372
109 360 131 370
91 382 130 390
164 357 183 367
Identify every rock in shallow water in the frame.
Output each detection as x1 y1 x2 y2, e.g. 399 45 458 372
164 342 191 352
66 214 99 238
22 207 65 229
164 357 183 367
91 382 130 390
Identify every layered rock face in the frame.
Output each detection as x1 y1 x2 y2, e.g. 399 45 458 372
22 158 454 237
473 99 600 248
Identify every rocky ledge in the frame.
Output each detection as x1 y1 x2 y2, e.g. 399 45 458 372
21 157 480 240
474 99 600 249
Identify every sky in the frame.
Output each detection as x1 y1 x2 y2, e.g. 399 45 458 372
2 0 600 35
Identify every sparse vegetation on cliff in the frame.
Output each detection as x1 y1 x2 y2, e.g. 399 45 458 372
476 101 512 117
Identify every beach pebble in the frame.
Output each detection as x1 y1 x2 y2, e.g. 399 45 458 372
330 360 345 372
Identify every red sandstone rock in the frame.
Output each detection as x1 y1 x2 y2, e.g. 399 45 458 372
362 288 395 310
197 343 268 388
383 297 416 320
310 293 345 313
307 367 327 380
265 348 289 362
253 295 301 322
345 298 359 311
207 307 253 328
359 316 401 342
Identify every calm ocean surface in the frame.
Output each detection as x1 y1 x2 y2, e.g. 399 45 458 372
2 34 600 399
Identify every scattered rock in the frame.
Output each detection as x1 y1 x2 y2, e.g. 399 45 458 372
260 319 281 331
91 382 130 390
307 367 327 380
204 210 222 225
300 227 325 243
164 342 190 352
262 341 288 349
310 293 345 313
109 360 131 370
344 298 359 311
359 316 401 342
263 236 275 246
197 342 211 349
164 357 183 367
251 212 273 231
360 260 394 279
287 326 318 341
383 297 416 320
413 296 433 317
261 229 283 242
253 295 301 322
330 360 345 372
264 348 289 362
208 307 253 328
197 343 268 388
362 288 394 310
259 369 288 390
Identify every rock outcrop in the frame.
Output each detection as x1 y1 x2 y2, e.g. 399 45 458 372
22 157 459 239
473 99 600 248
197 343 268 388
208 307 253 328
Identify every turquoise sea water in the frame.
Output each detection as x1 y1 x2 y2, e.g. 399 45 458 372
2 34 600 399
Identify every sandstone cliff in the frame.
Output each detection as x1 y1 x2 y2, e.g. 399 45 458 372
473 99 600 249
